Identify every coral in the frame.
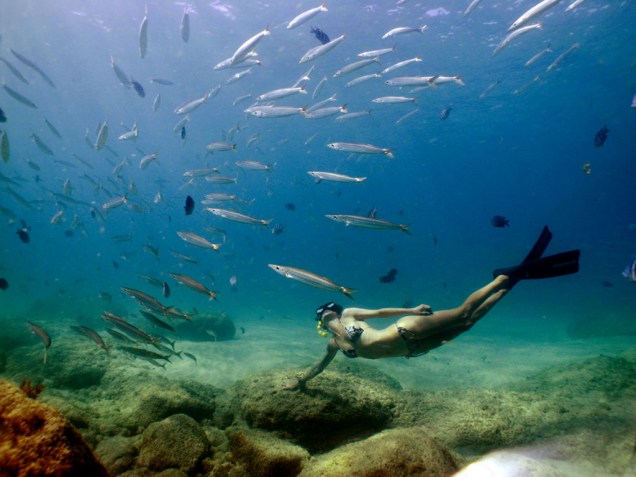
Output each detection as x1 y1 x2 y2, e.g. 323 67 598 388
0 379 108 476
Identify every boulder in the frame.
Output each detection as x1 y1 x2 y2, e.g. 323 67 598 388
214 369 399 453
226 426 310 477
0 379 108 476
137 413 210 473
95 435 138 475
299 426 461 477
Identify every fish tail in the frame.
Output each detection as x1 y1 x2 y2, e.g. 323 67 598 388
43 348 47 366
400 225 412 235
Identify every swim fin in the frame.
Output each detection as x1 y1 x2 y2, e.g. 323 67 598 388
493 225 580 288
493 250 580 281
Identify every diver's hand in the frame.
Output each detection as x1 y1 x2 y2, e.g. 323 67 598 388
412 304 432 315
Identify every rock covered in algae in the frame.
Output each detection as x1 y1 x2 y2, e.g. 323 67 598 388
299 426 461 477
95 435 138 475
137 413 210 473
225 426 311 477
214 368 399 453
0 379 108 476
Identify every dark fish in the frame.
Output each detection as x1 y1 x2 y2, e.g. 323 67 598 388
367 207 378 219
491 215 509 228
17 228 30 243
162 281 171 298
594 125 609 147
131 78 145 98
70 325 108 352
183 352 197 363
106 328 134 343
0 278 8 290
150 78 174 85
112 260 119 269
119 346 171 362
64 230 74 238
240 327 246 334
285 202 296 211
379 268 398 283
0 107 6 122
180 126 186 140
184 195 195 215
27 321 51 365
310 26 330 44
440 106 452 120
140 310 176 332
271 223 284 235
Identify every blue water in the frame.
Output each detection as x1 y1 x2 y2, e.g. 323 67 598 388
1 1 635 343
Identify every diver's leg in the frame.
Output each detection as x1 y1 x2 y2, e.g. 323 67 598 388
397 275 509 335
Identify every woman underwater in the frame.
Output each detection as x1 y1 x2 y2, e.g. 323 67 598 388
285 226 580 390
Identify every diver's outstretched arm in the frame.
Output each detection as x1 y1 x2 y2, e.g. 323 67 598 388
284 340 339 391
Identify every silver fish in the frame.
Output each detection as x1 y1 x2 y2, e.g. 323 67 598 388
170 273 218 300
307 171 366 183
181 7 190 42
287 4 328 29
205 208 272 226
358 46 396 58
244 105 305 118
139 6 148 58
153 94 161 112
325 214 411 234
10 49 55 87
0 56 29 84
176 231 221 250
300 34 346 64
268 264 355 298
110 54 130 88
345 73 381 88
546 42 579 72
381 25 427 39
27 321 51 365
30 132 54 155
256 86 307 102
326 142 394 158
230 27 270 66
508 0 562 31
333 57 379 78
492 23 542 56
381 57 422 75
95 119 109 150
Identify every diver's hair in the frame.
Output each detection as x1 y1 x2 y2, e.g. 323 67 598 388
315 302 343 320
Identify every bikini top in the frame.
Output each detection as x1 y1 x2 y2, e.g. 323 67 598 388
340 325 364 358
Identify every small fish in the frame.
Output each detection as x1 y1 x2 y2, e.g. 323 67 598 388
271 223 285 235
185 195 195 215
287 4 328 29
139 6 148 58
229 275 238 290
307 171 366 183
205 208 272 226
622 259 636 282
17 226 30 243
30 132 54 155
95 119 109 150
183 352 197 363
181 7 190 42
381 25 427 39
240 327 246 334
379 268 398 283
0 56 29 84
131 78 145 97
440 106 452 120
285 202 296 211
0 278 8 290
170 272 218 300
0 107 6 122
27 321 51 365
162 282 171 298
180 126 186 140
311 26 330 44
45 119 62 139
151 78 174 85
153 94 161 112
491 215 510 228
71 325 108 353
508 0 561 31
1 130 9 163
176 231 221 251
327 142 394 158
229 26 271 66
268 264 355 298
10 49 55 87
140 310 175 332
110 54 130 88
300 34 346 64
2 83 37 108
326 214 411 234
594 125 609 147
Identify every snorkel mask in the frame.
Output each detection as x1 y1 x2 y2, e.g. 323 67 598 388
315 302 343 337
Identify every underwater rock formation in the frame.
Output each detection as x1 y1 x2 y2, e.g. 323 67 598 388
226 426 310 477
214 368 399 453
299 426 461 477
176 312 236 341
137 413 210 473
0 379 108 476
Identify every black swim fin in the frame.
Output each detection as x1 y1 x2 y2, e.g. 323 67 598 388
494 250 580 282
493 225 580 288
